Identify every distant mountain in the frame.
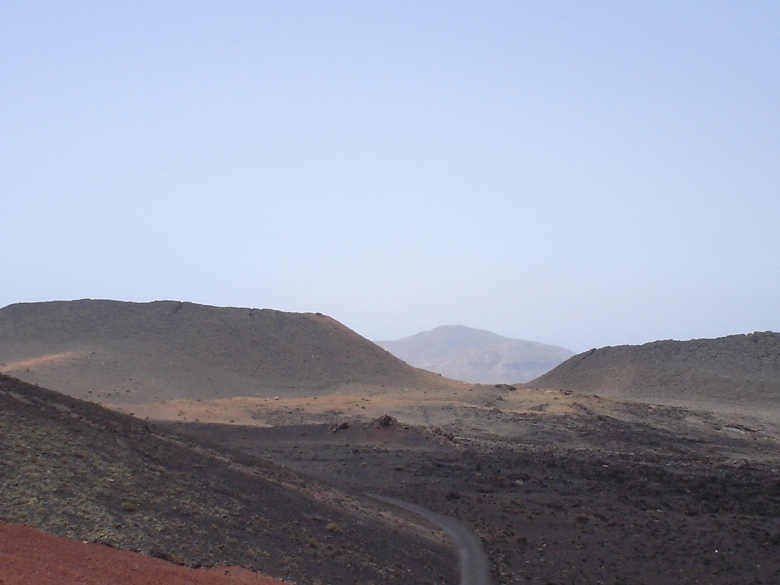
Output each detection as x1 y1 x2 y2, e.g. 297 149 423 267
375 325 574 384
525 332 780 409
0 299 452 404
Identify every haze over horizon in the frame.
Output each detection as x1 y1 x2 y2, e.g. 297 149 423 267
2 2 778 353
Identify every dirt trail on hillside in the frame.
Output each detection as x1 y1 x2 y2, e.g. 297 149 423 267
369 495 491 585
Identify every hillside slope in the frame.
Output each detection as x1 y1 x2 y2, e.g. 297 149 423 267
0 300 450 404
526 332 780 409
0 374 454 585
0 521 286 585
376 325 573 384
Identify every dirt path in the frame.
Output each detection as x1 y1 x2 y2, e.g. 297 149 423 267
368 494 491 585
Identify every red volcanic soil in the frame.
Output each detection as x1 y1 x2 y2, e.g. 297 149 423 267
0 522 286 585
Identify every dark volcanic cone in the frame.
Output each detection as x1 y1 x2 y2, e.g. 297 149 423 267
526 331 780 410
0 299 451 403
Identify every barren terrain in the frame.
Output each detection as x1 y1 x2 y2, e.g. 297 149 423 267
2 300 780 584
0 521 286 585
527 332 780 421
0 374 455 585
376 325 573 384
0 300 453 404
171 401 780 585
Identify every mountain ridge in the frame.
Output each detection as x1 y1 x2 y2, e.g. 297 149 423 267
525 331 780 410
376 325 573 384
0 299 453 404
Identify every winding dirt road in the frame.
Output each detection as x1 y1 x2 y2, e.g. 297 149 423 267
368 494 491 585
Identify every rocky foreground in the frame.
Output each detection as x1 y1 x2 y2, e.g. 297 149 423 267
0 374 455 585
176 400 780 585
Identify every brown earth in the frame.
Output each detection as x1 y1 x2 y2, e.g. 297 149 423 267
0 521 286 585
4 300 780 584
120 382 586 433
0 299 455 404
0 374 455 585
525 332 780 419
171 401 780 585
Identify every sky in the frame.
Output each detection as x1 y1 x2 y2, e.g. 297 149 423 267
1 1 778 352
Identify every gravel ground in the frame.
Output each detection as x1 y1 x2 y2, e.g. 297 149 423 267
175 406 780 585
0 374 455 585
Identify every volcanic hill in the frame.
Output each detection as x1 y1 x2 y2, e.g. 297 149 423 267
0 299 451 404
376 325 573 384
0 373 454 585
526 331 780 414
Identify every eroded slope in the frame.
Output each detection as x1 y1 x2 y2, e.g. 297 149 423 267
526 331 780 415
0 299 451 403
0 374 454 585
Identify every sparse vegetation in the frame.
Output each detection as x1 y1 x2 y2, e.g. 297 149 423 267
2 300 779 585
0 374 454 585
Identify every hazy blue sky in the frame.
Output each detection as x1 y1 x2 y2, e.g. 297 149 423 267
1 1 778 351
